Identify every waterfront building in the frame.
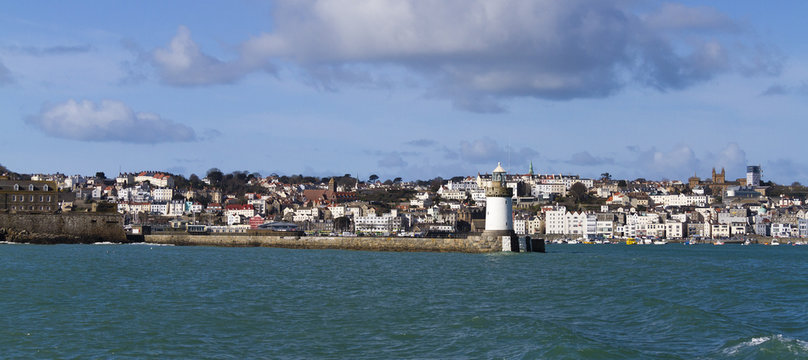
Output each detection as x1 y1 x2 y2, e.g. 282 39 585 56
355 210 403 235
0 180 59 213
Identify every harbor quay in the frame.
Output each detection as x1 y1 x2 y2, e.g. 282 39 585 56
143 233 504 253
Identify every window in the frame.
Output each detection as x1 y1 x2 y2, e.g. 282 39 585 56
30 196 34 202
47 196 51 202
40 195 44 202
11 195 16 201
14 184 19 191
43 185 49 191
29 184 34 191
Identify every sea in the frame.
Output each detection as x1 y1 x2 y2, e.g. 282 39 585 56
1 242 807 359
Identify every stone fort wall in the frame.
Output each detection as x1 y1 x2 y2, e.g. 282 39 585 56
0 212 127 243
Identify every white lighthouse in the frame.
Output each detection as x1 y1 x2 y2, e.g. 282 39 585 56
482 162 517 251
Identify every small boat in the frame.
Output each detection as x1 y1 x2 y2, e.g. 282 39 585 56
770 240 780 246
653 240 667 245
742 239 751 246
713 240 725 245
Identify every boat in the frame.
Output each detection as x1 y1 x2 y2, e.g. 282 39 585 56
566 239 579 245
653 240 667 245
713 240 725 245
625 238 636 245
742 239 751 246
770 240 780 246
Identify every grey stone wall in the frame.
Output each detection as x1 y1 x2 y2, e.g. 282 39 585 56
145 234 503 253
0 213 126 244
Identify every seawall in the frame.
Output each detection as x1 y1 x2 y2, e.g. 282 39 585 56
144 233 503 253
0 212 127 244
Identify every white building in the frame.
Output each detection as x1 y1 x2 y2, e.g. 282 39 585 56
151 188 173 202
355 210 403 235
665 221 684 239
514 218 527 235
649 193 711 207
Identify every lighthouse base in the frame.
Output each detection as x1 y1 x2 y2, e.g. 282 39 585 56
480 230 546 253
481 229 518 252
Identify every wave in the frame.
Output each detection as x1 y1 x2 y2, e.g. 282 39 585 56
722 334 808 357
128 242 174 247
92 242 125 245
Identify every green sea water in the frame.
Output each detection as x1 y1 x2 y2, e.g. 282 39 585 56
1 243 807 359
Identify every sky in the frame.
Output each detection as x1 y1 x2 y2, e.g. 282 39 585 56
1 0 807 184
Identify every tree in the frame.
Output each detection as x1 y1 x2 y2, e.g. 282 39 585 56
393 177 402 184
206 168 224 187
95 172 106 180
369 174 379 182
601 172 612 181
429 177 444 192
569 182 588 203
617 180 627 188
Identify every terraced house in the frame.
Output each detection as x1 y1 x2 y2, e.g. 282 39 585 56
0 180 59 212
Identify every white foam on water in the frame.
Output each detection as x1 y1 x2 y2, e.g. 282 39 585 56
128 242 174 246
724 336 770 355
723 334 808 355
92 242 123 245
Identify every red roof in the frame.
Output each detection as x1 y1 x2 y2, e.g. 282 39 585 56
225 204 254 210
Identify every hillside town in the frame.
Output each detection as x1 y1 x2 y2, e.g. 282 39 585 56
2 163 808 242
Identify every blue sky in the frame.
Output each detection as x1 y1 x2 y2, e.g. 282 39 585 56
2 1 807 183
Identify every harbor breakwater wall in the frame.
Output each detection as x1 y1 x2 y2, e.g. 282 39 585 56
145 233 503 253
0 213 127 244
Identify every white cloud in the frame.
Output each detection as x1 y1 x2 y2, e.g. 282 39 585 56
459 137 537 167
149 1 782 112
625 143 750 181
630 145 700 180
27 99 197 143
712 143 747 171
152 26 273 86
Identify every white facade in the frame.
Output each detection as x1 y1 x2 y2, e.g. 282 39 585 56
355 213 403 234
514 219 526 235
447 178 480 191
151 188 173 202
665 222 684 239
650 194 711 207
